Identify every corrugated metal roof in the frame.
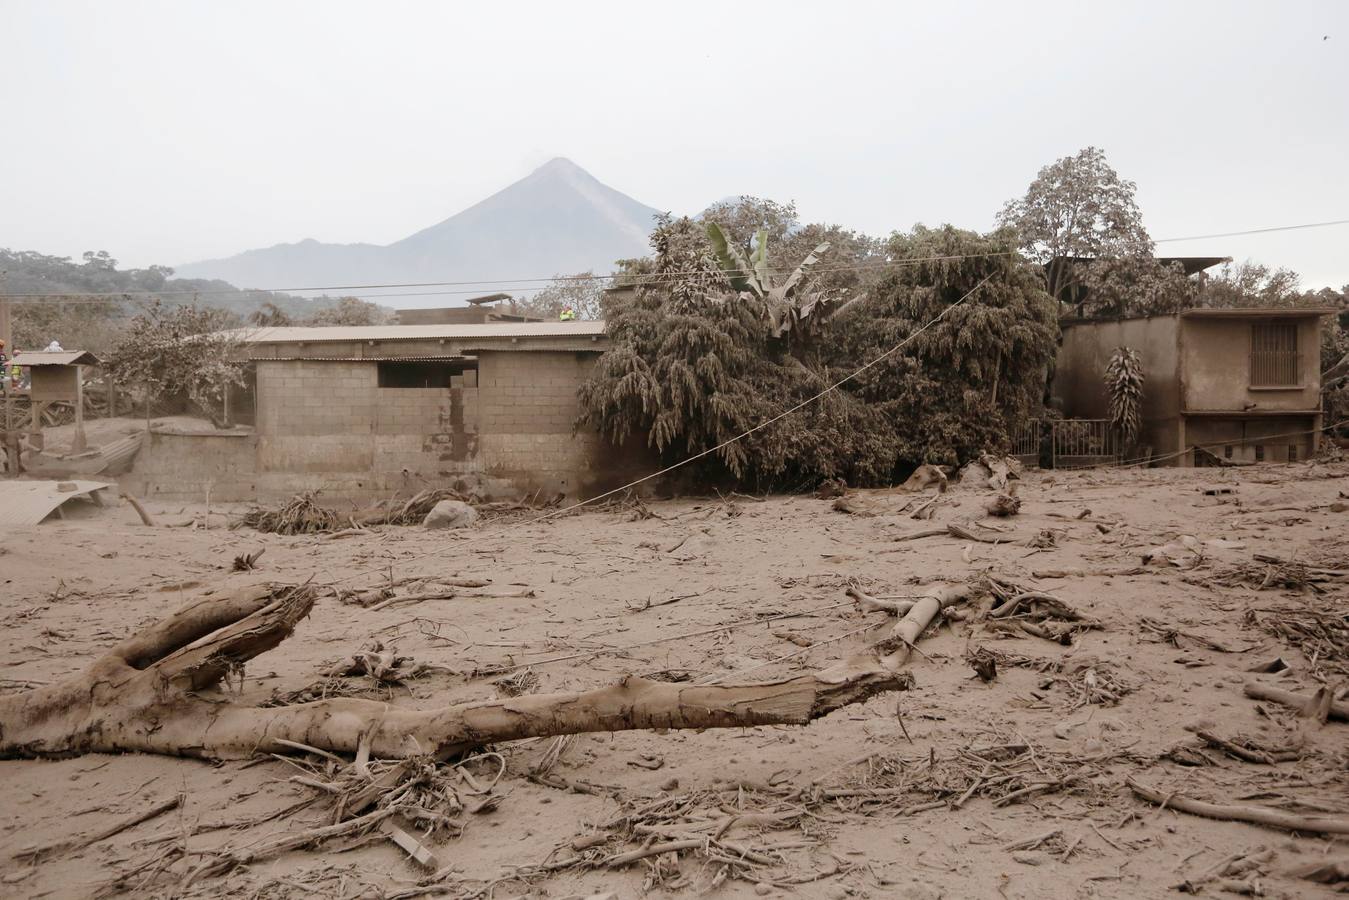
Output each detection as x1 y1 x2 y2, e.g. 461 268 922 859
11 350 101 366
220 321 607 344
0 480 113 526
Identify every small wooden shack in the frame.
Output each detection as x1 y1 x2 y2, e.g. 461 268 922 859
11 350 101 453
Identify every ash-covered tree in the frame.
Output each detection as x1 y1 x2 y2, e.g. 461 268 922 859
577 215 778 481
104 301 244 427
828 226 1059 467
998 147 1155 308
1324 320 1349 433
1196 260 1305 309
248 301 294 327
11 297 127 354
1077 255 1197 317
516 272 605 320
305 296 389 326
580 218 1058 486
579 214 887 485
699 197 799 248
695 197 886 303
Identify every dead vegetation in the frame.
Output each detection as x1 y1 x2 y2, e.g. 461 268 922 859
238 492 345 534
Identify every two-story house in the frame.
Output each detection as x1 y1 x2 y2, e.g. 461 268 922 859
1054 308 1332 465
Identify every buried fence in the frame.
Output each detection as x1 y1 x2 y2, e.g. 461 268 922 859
1050 418 1119 468
1010 418 1122 469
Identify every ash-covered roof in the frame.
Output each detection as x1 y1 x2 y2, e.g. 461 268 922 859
11 350 101 366
219 321 606 345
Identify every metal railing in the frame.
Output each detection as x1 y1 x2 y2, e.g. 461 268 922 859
1050 418 1119 468
1011 419 1042 467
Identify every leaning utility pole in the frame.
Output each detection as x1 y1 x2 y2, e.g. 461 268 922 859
0 290 17 476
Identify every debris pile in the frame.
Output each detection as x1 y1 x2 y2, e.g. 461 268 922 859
238 492 345 534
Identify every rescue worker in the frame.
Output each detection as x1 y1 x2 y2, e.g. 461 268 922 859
559 306 576 321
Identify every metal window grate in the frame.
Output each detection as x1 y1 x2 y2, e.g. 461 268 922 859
1250 322 1298 386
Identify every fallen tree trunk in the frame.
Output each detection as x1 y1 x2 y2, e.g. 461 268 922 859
0 583 923 760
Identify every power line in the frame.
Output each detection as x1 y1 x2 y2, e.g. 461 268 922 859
0 251 1005 300
1153 219 1349 244
5 215 1346 301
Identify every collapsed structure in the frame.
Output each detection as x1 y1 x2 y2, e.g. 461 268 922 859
123 320 647 502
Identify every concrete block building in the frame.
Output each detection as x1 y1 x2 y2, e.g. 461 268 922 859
1054 308 1332 465
123 321 650 502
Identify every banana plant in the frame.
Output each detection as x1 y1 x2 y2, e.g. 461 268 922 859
705 222 831 338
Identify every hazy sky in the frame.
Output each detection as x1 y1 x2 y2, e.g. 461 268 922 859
2 1 1346 288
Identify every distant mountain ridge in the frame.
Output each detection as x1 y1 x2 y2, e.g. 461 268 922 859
175 158 662 300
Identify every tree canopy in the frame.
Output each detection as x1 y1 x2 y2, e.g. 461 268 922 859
828 226 1059 466
1077 255 1196 318
1 248 392 351
304 296 391 326
997 147 1153 306
514 273 605 321
103 301 245 426
1196 261 1306 309
579 214 1059 487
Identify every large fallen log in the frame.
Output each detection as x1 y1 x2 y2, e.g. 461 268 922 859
0 583 930 760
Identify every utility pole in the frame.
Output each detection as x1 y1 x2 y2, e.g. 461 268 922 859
0 290 16 476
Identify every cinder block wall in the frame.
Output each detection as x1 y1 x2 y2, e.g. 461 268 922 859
121 431 258 501
127 352 652 502
476 351 650 497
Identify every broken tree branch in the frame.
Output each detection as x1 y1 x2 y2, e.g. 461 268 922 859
123 491 156 527
1127 778 1349 835
846 586 915 617
15 794 183 861
1243 682 1348 722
